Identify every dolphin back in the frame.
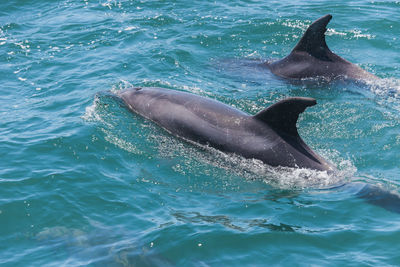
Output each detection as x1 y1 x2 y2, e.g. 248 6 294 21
267 14 378 80
117 87 334 171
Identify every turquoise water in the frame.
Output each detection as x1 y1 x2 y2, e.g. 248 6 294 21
1 0 400 266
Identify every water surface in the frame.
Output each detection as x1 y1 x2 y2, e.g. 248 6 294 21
1 0 400 266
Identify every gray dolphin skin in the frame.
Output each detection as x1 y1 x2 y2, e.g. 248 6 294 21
118 87 334 171
265 14 378 81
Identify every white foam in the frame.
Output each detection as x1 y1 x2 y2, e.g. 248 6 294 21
82 99 99 122
210 148 355 190
366 77 400 98
82 95 114 129
326 29 375 39
281 20 375 40
157 135 356 190
282 20 309 31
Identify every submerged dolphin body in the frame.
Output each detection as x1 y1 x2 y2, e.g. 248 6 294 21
265 15 378 81
118 87 334 172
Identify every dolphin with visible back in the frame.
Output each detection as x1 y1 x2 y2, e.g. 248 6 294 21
112 87 400 214
118 87 334 172
264 14 378 81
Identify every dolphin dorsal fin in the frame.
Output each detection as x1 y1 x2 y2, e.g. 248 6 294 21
253 97 316 136
291 14 333 61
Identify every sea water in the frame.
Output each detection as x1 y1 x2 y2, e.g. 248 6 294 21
1 0 400 266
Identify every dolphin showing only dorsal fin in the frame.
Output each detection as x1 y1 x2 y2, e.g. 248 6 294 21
266 14 378 81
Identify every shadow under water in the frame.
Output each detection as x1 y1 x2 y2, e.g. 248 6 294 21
36 226 174 267
353 182 400 214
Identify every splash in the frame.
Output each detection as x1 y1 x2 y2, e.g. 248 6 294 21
366 77 400 98
82 88 149 156
326 29 375 39
363 77 400 113
154 132 356 190
281 20 309 31
207 146 356 190
281 20 375 40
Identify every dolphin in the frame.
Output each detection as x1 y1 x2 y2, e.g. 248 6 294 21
112 88 400 214
264 14 378 81
118 87 334 172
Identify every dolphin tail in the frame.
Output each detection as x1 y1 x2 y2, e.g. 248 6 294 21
253 97 316 137
291 14 333 61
